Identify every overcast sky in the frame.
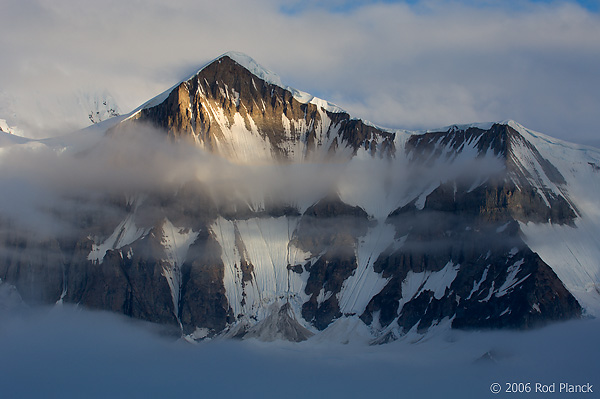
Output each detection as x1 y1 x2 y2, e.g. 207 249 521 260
1 0 599 146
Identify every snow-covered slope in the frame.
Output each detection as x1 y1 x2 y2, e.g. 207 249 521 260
506 121 600 315
0 89 121 139
0 53 597 344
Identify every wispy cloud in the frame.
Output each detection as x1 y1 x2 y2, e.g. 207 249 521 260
0 0 599 146
0 125 347 238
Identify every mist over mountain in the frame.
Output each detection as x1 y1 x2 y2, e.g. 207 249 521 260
0 302 598 399
0 52 599 345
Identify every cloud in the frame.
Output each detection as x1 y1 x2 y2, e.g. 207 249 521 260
0 124 349 238
0 118 507 242
0 0 599 147
0 302 598 398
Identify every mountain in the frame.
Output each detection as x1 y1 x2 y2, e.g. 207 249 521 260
0 90 121 139
120 52 395 163
83 90 121 124
0 52 598 343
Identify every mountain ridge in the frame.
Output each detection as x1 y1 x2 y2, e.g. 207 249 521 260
0 52 599 344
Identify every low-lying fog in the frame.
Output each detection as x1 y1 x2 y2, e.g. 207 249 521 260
0 300 596 399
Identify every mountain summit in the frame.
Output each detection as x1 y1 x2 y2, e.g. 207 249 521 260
121 52 395 162
1 52 599 343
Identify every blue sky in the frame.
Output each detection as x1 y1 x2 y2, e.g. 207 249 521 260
281 0 599 14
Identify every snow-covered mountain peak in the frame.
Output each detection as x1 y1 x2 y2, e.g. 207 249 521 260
123 52 395 163
0 118 27 138
3 54 598 343
201 52 347 114
214 51 284 89
133 52 346 121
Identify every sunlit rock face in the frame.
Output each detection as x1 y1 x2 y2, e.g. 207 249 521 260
127 54 396 163
1 52 597 343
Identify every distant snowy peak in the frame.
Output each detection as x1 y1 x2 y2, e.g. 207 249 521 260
0 119 31 146
83 91 121 124
0 118 20 136
1 89 122 138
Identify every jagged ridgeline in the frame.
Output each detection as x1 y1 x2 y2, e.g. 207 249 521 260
1 52 599 344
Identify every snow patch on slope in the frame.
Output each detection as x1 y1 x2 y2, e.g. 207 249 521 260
338 222 395 315
208 107 273 163
88 213 147 263
398 262 460 313
160 218 199 323
495 259 529 298
161 219 198 268
212 216 311 323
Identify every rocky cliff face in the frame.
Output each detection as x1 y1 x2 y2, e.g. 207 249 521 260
1 53 598 344
123 54 395 163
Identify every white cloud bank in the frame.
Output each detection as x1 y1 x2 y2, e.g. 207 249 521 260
0 1 599 146
0 302 598 399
